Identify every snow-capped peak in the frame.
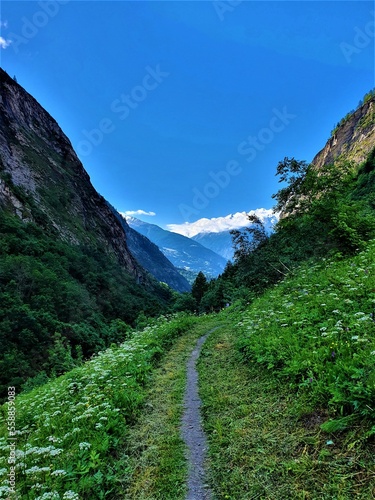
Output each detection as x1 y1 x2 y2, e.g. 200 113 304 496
167 209 279 238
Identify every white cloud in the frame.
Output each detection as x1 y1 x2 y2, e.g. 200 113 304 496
167 209 279 237
120 210 156 217
0 36 12 49
0 20 8 28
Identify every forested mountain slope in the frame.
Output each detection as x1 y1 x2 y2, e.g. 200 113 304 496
0 68 172 398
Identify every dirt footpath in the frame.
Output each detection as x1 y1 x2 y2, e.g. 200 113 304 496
181 327 219 500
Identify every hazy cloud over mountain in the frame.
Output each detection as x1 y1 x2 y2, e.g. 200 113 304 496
167 209 279 237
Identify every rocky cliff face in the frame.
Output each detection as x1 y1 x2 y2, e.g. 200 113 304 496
312 96 375 169
0 68 145 282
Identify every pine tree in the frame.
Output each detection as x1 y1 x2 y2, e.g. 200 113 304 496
191 271 208 305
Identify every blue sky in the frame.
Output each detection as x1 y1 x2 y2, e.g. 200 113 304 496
0 1 374 228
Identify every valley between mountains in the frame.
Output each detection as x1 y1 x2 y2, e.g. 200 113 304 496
0 69 375 499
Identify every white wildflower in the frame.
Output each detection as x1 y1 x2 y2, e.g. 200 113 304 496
31 483 44 490
62 492 79 500
25 466 50 475
48 436 62 444
78 442 91 451
35 492 60 500
0 486 12 496
51 470 67 477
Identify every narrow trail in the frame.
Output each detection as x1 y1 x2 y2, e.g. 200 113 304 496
181 327 219 500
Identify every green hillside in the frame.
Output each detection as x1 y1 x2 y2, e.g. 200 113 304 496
194 141 375 312
0 69 175 401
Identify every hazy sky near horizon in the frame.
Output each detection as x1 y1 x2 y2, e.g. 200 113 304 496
0 1 374 228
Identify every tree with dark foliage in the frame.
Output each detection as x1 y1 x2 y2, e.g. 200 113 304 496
191 271 208 305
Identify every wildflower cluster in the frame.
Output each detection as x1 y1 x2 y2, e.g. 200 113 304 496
0 313 198 498
237 242 375 422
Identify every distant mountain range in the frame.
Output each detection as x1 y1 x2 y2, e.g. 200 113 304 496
192 231 234 261
168 210 279 260
125 216 228 280
111 208 191 292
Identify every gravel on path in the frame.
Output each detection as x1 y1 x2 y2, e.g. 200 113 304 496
181 327 220 500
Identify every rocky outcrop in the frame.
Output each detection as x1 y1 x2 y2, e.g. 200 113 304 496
312 96 375 169
0 68 145 282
